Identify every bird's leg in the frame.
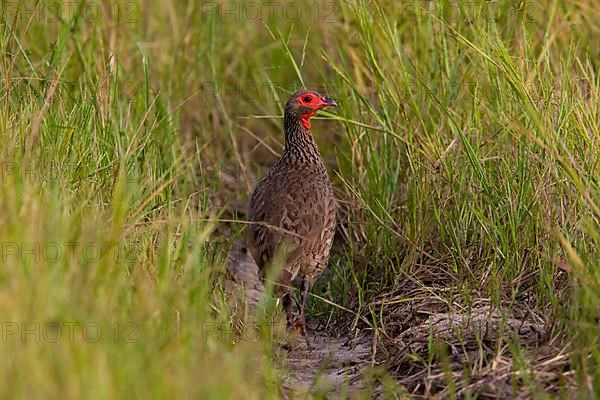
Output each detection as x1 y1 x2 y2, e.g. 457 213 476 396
298 279 310 336
281 292 293 325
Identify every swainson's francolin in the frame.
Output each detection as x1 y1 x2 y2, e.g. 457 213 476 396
248 90 337 334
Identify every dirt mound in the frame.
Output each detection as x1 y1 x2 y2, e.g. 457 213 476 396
280 331 371 397
382 305 567 397
365 274 573 398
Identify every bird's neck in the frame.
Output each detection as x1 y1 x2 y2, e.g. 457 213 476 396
283 113 321 159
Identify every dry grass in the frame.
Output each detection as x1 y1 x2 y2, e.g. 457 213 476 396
1 0 598 398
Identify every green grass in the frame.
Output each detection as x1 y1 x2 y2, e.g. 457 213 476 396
1 0 598 398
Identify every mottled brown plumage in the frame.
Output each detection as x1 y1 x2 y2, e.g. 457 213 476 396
248 90 337 333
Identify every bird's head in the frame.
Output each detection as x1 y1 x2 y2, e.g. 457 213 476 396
284 90 337 130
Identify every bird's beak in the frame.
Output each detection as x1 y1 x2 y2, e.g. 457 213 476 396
322 97 337 107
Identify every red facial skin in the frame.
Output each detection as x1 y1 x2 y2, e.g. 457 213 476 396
296 93 337 129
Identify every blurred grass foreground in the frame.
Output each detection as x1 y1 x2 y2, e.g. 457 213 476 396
0 0 598 398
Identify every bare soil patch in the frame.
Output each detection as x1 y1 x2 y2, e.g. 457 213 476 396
226 238 374 397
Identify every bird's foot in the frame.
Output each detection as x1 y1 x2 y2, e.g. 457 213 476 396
290 313 308 336
289 314 313 349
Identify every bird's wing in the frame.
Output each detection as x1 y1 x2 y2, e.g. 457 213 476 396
249 177 336 277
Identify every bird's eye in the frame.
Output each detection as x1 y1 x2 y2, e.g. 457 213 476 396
303 96 313 103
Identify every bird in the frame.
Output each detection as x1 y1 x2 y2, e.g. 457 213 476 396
248 90 338 335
